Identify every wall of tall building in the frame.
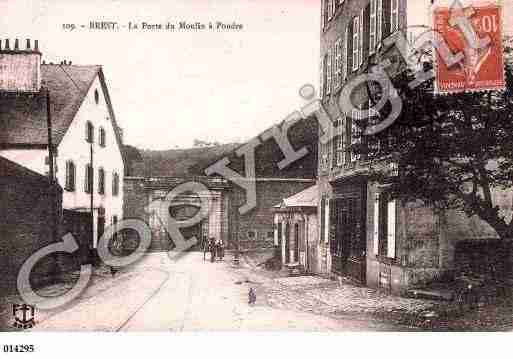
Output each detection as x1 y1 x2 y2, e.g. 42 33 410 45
0 157 63 295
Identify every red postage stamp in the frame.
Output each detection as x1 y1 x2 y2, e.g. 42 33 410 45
433 3 505 94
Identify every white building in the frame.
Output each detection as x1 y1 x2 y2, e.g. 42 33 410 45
0 39 125 250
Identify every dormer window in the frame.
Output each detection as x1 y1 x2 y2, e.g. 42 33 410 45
94 89 99 104
99 127 106 147
86 121 94 143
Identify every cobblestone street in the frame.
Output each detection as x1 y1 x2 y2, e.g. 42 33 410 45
2 251 426 331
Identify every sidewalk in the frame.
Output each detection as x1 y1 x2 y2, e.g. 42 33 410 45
0 264 138 331
240 253 513 331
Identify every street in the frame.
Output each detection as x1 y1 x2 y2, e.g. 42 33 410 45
30 252 410 331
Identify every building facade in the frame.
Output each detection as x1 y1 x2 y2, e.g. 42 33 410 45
0 39 125 253
123 115 319 252
273 185 320 274
124 176 230 252
318 0 512 294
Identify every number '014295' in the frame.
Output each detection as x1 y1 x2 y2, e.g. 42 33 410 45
3 345 35 353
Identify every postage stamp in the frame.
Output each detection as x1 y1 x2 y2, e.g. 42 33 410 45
433 3 505 93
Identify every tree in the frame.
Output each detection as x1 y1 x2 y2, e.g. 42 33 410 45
358 38 513 239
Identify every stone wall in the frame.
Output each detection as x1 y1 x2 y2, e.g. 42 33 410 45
230 180 315 251
0 157 63 295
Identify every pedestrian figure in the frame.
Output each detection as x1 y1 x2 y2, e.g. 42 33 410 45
215 238 221 261
203 236 208 261
248 288 256 305
209 237 216 263
218 238 225 260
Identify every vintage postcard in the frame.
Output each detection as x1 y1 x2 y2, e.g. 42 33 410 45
1 0 513 353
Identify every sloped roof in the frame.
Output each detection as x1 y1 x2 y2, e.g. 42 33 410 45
0 64 123 158
0 155 62 192
274 184 318 208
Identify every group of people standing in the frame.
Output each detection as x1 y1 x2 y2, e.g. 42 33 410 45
203 237 225 262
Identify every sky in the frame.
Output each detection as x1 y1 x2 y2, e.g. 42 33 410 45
0 0 512 150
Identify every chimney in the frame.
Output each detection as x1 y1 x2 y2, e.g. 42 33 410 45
0 38 42 92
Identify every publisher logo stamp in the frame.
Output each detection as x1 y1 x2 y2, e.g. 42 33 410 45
433 3 505 93
12 304 35 330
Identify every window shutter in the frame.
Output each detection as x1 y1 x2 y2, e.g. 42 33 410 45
377 0 383 47
370 0 376 54
337 118 345 166
346 115 352 164
327 48 332 94
383 0 391 38
347 23 353 73
387 199 396 258
352 17 358 71
344 27 349 79
359 9 364 66
324 199 335 243
331 134 338 169
274 217 279 246
391 0 398 33
373 194 379 256
321 0 325 31
320 57 324 99
320 197 326 243
334 39 340 89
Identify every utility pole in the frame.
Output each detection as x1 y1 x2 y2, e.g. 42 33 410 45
90 140 94 262
45 87 59 275
45 88 54 181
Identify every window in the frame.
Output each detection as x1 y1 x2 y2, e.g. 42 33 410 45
350 109 362 162
84 164 93 194
370 0 377 54
328 0 335 20
99 127 106 147
326 47 332 95
391 0 399 33
267 231 274 240
358 9 364 66
320 54 327 99
351 11 364 70
65 160 76 191
86 121 94 143
345 26 350 77
94 89 99 104
247 230 257 240
352 16 360 71
112 172 120 196
321 131 332 171
336 118 345 166
377 0 383 48
373 193 396 258
98 167 105 195
334 38 342 89
367 100 381 156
